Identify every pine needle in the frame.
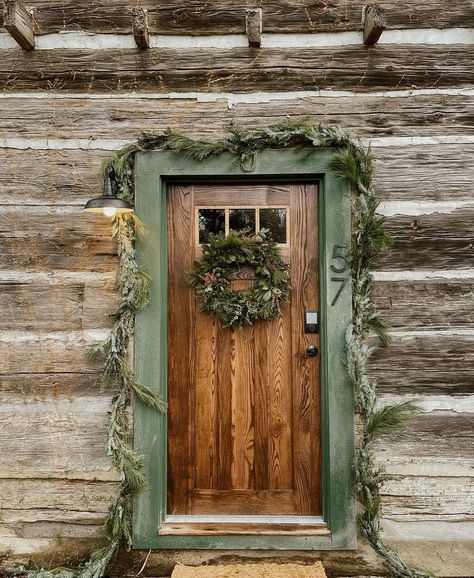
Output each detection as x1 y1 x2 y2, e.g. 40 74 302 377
367 401 423 439
129 380 167 413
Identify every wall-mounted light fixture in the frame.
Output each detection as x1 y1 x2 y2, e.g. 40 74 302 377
83 167 133 218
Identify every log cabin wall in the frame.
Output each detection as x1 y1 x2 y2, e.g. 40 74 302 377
0 1 473 576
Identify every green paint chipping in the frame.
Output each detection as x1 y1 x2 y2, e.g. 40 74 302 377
7 121 430 578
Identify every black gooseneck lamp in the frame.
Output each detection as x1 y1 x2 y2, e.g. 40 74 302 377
83 166 133 218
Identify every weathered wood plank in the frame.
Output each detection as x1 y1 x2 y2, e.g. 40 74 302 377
0 395 117 480
0 45 472 92
245 8 262 48
2 143 473 208
3 204 471 277
380 540 474 577
369 334 474 395
0 278 116 331
158 521 330 535
0 207 117 272
131 7 149 50
373 279 474 331
362 4 386 46
0 372 102 396
373 144 474 201
377 207 474 270
0 148 110 206
3 0 35 50
0 94 473 142
0 331 103 374
0 0 472 35
374 413 474 471
382 476 474 521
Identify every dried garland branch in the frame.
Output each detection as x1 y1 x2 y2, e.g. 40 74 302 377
9 120 432 578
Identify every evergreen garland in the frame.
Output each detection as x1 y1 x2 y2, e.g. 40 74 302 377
188 229 291 328
8 120 433 578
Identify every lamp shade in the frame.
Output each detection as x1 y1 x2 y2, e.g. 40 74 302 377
83 173 133 215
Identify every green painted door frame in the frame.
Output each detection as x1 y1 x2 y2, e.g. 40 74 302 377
133 148 356 550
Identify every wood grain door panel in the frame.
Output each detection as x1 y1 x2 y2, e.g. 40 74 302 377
167 183 321 518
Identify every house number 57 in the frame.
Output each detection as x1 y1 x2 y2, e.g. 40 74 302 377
330 244 349 306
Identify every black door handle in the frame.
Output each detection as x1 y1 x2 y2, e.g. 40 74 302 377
305 345 318 357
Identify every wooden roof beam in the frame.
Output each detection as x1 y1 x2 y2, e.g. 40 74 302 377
362 4 386 46
246 8 262 48
131 7 149 50
3 0 35 50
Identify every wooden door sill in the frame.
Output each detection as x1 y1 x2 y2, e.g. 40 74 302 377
158 516 330 536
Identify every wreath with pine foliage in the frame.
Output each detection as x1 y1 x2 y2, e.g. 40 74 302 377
188 229 291 328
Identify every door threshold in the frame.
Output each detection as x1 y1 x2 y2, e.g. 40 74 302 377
159 515 330 536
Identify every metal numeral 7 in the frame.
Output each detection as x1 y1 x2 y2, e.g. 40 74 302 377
330 277 348 306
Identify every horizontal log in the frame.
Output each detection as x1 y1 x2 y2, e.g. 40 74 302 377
0 390 470 480
0 330 104 374
382 539 474 577
2 274 471 341
0 536 104 567
373 144 474 201
373 279 474 330
1 143 473 207
0 45 472 93
0 0 472 35
376 207 474 270
0 394 118 480
0 148 111 206
2 204 471 277
382 476 474 521
0 207 117 272
369 334 474 395
0 371 104 396
374 413 474 480
1 93 473 141
0 478 117 511
0 278 116 331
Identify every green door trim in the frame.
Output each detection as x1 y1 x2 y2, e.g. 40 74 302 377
133 148 356 550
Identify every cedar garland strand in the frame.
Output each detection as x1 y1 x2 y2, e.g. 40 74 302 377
9 121 433 578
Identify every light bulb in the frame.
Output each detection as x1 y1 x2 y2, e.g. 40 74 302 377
103 206 117 218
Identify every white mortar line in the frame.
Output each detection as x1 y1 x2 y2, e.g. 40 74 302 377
377 200 474 216
370 135 474 147
0 205 90 215
0 28 473 50
0 329 109 342
389 328 474 338
1 135 474 151
0 88 472 102
381 520 474 541
264 28 474 47
1 327 472 343
1 269 472 285
3 200 472 217
372 269 474 281
378 394 474 414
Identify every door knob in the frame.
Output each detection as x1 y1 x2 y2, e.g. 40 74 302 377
305 345 318 357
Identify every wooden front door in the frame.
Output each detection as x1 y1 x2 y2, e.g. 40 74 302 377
167 182 321 521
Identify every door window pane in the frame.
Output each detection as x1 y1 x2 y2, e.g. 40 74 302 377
229 208 256 233
198 209 225 243
259 208 287 243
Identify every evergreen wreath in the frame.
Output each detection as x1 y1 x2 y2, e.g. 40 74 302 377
8 120 433 578
188 229 291 328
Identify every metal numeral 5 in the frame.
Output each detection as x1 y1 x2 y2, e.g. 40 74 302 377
330 244 349 274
